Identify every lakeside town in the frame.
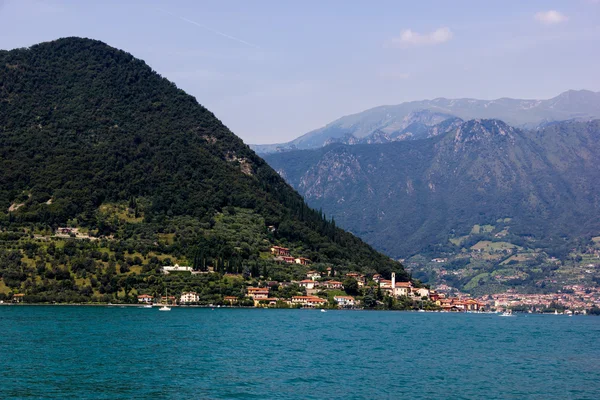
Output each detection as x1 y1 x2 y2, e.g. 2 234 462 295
2 233 599 315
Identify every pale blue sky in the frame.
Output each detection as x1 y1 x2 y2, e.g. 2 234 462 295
1 0 599 143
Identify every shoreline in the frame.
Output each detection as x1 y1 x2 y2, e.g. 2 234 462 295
0 303 591 315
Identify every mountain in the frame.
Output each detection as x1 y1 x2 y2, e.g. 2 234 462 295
0 37 406 303
252 90 600 154
265 119 600 259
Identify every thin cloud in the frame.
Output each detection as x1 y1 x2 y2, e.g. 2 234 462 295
156 8 260 49
391 27 453 48
534 10 568 24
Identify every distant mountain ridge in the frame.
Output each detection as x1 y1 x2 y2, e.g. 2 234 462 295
264 119 600 258
252 90 600 154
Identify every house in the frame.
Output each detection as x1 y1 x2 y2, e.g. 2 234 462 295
137 294 154 304
334 295 356 307
160 296 176 304
298 279 319 290
464 299 485 311
431 258 448 263
271 246 290 256
324 280 343 289
57 227 74 234
180 291 199 304
12 293 24 303
411 287 430 299
291 296 327 308
224 296 238 305
247 287 270 300
296 257 312 266
372 274 382 283
306 270 321 281
162 264 193 274
326 267 332 276
439 298 458 311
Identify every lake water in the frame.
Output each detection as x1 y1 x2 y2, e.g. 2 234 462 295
0 307 599 399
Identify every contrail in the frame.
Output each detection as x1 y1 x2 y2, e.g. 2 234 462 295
156 8 259 49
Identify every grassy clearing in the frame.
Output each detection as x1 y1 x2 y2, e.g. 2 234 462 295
450 235 470 246
99 203 144 223
500 253 532 265
464 273 490 290
0 280 10 294
471 241 520 251
471 224 495 235
157 233 175 245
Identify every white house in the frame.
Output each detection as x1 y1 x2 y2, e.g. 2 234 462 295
162 264 193 274
306 270 321 281
324 281 343 289
334 295 356 307
290 296 326 308
180 291 199 304
299 280 319 290
137 294 153 304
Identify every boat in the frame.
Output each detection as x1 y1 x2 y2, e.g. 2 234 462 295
159 289 171 311
142 304 152 309
320 309 327 313
499 310 514 317
554 309 559 315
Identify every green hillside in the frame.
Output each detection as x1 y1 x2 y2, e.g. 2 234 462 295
0 37 406 303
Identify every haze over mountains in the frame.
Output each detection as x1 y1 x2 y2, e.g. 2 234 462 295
265 118 600 258
252 90 600 154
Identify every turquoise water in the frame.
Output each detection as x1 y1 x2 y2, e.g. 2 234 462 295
1 307 599 399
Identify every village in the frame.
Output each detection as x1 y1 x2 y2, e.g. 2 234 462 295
132 245 489 312
133 244 600 314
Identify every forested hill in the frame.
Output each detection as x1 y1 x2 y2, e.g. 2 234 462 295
0 37 406 299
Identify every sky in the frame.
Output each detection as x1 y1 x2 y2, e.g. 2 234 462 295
0 0 599 144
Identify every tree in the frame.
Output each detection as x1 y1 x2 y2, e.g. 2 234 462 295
363 293 377 308
343 277 359 296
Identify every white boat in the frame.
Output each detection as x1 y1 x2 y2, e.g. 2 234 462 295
320 309 327 313
142 304 152 309
159 289 171 311
499 310 514 317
